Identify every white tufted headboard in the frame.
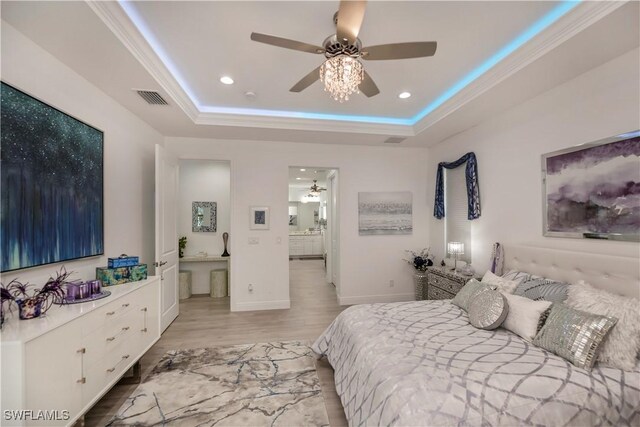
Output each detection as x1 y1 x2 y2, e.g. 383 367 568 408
503 246 640 298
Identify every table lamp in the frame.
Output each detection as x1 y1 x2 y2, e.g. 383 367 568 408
447 242 464 272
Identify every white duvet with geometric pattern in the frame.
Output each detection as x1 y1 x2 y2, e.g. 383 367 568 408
312 300 640 426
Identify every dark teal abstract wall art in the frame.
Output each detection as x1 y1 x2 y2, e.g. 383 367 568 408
1 82 104 272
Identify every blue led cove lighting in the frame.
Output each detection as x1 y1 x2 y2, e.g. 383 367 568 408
119 0 580 126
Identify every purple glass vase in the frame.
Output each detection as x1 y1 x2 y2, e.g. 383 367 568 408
17 298 43 320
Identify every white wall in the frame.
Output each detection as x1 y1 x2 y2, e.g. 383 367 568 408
0 23 162 288
427 47 640 271
178 160 230 256
165 139 430 310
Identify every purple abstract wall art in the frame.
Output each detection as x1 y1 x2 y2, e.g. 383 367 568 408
542 133 640 240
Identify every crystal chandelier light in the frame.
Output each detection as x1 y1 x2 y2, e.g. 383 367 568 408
319 55 364 103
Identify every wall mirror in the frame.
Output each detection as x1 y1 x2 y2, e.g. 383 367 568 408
192 201 217 232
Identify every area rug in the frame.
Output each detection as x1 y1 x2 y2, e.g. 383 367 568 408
107 341 329 426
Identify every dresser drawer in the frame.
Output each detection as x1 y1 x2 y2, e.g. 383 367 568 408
428 273 465 295
84 311 137 366
81 294 137 336
427 285 455 300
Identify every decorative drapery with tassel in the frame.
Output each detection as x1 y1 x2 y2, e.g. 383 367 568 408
433 152 481 220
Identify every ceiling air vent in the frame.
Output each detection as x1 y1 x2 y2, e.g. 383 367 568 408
383 137 406 144
135 90 169 105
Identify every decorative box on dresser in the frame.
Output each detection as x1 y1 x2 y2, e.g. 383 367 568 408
425 267 472 300
1 277 161 426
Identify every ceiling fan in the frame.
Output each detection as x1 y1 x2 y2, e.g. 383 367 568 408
250 0 437 102
309 180 327 196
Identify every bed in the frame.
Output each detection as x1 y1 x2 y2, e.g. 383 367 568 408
312 246 640 426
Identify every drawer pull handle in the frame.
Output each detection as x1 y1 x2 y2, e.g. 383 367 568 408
106 355 131 373
141 328 148 333
76 377 86 384
77 348 86 354
122 303 130 308
106 311 115 316
122 326 130 331
106 336 115 342
141 307 147 312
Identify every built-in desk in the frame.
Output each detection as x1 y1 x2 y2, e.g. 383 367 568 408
179 255 230 295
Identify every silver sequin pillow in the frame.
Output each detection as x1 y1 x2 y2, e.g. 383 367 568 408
468 290 509 330
533 303 617 371
452 279 496 312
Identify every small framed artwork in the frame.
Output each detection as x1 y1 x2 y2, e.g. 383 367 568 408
250 206 270 230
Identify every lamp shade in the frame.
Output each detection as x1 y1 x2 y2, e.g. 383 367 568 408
447 242 464 255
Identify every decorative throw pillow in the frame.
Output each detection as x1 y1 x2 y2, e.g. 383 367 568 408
482 270 519 294
452 279 495 312
566 280 640 371
501 270 537 284
514 278 569 303
500 293 552 341
533 303 617 371
468 290 509 330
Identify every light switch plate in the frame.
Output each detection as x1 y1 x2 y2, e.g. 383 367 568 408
248 237 259 245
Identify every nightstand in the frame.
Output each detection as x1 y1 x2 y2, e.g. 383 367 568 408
425 267 473 300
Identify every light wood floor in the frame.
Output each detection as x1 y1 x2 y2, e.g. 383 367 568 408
84 259 349 426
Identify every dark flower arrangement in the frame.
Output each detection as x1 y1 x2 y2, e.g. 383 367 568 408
1 267 71 322
404 248 434 272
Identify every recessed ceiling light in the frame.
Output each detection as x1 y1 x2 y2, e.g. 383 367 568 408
220 76 234 85
296 177 302 180
300 168 306 172
398 92 411 99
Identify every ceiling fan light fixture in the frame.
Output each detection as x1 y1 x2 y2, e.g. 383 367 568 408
319 54 364 103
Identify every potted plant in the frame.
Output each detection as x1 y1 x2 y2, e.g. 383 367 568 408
1 267 70 320
404 248 434 273
179 236 187 258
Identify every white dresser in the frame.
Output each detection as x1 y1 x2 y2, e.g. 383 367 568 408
1 277 161 426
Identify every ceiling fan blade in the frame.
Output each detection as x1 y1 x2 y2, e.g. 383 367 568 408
336 1 367 45
359 71 380 97
250 32 325 54
290 66 322 92
362 41 437 60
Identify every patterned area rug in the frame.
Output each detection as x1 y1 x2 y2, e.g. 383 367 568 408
107 341 329 426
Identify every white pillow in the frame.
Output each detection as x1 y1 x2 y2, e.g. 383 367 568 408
500 292 552 342
566 280 640 371
482 270 519 294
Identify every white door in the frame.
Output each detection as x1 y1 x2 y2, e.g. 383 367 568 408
155 144 179 332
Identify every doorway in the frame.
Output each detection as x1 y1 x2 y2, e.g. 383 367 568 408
288 167 339 306
176 159 232 314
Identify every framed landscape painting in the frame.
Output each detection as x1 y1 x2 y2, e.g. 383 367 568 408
1 82 104 272
542 131 640 241
358 191 413 235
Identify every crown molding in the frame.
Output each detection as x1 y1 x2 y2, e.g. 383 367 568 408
194 111 415 136
412 1 626 134
88 1 622 137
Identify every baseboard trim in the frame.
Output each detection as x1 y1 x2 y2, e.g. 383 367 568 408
338 293 415 306
232 299 291 312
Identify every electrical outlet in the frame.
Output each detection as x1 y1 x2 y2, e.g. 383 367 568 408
389 280 395 288
248 237 259 245
248 284 254 293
